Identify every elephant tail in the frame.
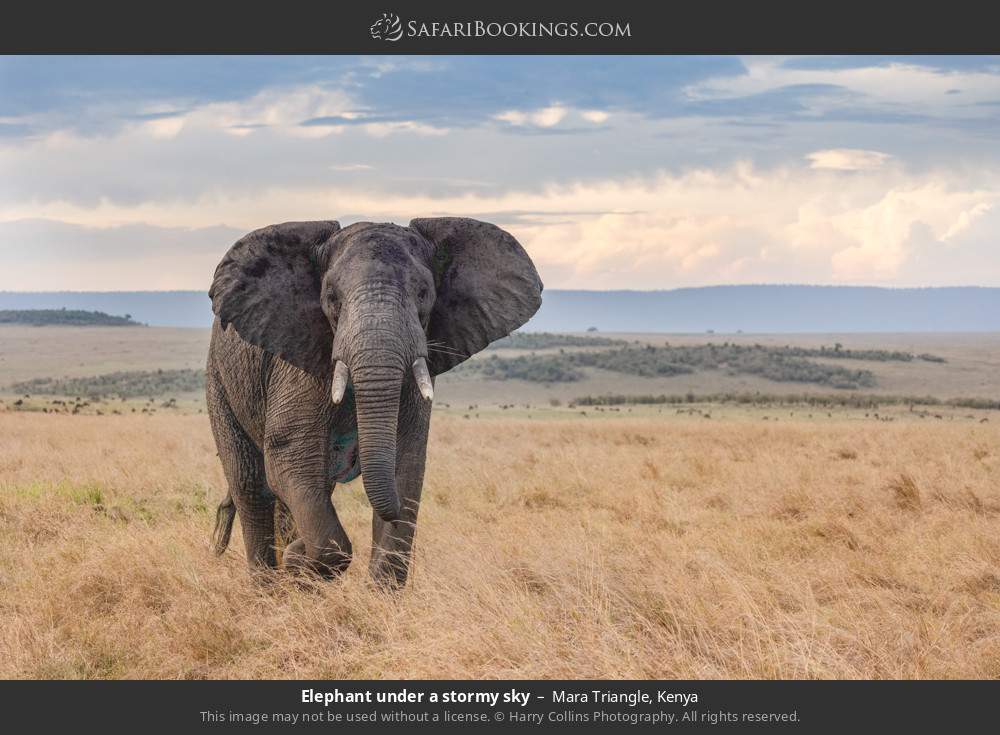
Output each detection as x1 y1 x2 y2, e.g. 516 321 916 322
212 493 236 556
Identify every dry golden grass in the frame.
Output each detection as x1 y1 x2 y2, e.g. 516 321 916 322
2 410 1000 679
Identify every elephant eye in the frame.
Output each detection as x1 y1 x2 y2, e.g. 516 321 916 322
418 286 429 301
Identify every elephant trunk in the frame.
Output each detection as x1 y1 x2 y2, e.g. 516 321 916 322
348 353 404 524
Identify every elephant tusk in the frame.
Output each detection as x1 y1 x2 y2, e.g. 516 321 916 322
412 357 434 401
331 360 349 404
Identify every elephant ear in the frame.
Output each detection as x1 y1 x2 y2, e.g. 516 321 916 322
209 220 341 377
410 217 543 375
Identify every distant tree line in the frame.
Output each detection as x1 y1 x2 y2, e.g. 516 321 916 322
486 335 947 364
572 392 1000 411
486 331 627 350
772 343 946 363
459 343 883 389
0 309 142 326
10 369 203 400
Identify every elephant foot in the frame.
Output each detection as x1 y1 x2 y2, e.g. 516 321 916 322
369 550 410 590
282 538 352 579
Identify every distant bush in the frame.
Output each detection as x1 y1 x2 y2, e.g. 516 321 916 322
570 347 694 378
487 331 627 350
9 369 203 399
946 397 1000 410
471 355 585 382
461 343 877 389
0 309 142 327
776 344 945 363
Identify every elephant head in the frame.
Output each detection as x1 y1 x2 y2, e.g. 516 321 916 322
208 218 543 522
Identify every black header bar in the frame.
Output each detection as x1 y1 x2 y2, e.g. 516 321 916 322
3 1 1000 54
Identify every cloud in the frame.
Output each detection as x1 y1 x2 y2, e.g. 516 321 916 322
143 116 186 140
581 110 610 124
494 105 619 134
686 57 1000 123
4 55 1000 147
780 56 1000 74
807 148 891 171
0 219 243 290
822 182 997 280
179 84 356 137
125 83 452 141
941 201 994 241
4 161 999 290
3 56 1000 291
0 56 743 141
495 105 569 128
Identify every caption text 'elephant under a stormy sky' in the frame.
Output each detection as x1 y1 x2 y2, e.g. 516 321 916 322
206 218 543 587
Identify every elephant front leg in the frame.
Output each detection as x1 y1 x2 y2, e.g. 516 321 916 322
369 398 431 588
275 482 353 578
265 441 352 578
369 491 420 588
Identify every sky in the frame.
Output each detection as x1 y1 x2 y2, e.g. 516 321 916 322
1 55 999 291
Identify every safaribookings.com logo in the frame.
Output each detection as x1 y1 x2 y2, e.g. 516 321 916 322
370 13 404 41
369 13 631 42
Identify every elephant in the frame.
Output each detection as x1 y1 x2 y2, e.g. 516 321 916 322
206 218 543 587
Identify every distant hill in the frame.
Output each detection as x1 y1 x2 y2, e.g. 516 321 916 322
537 286 1000 332
0 292 206 328
0 308 141 327
1 286 999 332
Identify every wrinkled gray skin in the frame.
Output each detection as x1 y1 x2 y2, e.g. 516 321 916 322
206 218 542 587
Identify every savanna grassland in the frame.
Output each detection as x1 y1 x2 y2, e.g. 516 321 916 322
2 325 1000 679
2 410 1000 679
